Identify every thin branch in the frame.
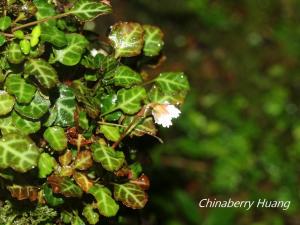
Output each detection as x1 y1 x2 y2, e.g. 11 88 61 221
98 121 163 143
12 12 71 32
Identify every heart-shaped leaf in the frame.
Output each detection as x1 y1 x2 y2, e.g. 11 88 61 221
117 86 147 114
25 59 58 89
6 43 25 64
99 125 120 142
0 115 19 135
74 151 93 170
82 204 99 225
38 152 57 178
0 133 40 172
47 175 83 198
114 183 148 209
54 85 76 127
89 184 119 217
14 91 51 119
113 66 143 88
143 25 164 57
0 16 11 31
5 74 36 104
44 126 68 151
0 91 15 116
51 34 88 66
91 143 125 172
70 0 112 21
148 85 186 105
109 22 144 58
155 72 189 94
7 185 39 201
12 111 41 135
73 171 93 192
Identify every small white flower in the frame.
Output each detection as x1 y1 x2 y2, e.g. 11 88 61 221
152 103 181 128
90 49 98 57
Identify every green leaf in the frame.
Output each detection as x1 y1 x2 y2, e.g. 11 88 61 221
100 93 122 121
91 143 125 172
70 0 112 21
72 214 86 225
99 125 120 142
5 74 36 104
109 22 144 58
43 184 64 207
117 86 147 114
14 91 50 119
0 91 15 116
114 183 148 209
51 34 88 66
89 184 119 217
0 35 6 46
34 0 67 47
82 204 99 225
113 66 143 88
60 177 83 198
79 111 89 130
81 53 118 72
0 133 40 172
155 72 189 94
55 85 76 127
43 126 68 151
25 59 59 89
148 85 186 105
6 43 25 64
0 115 19 134
124 117 157 138
0 16 11 31
41 25 67 47
38 153 56 178
143 25 164 57
44 106 57 127
12 111 41 135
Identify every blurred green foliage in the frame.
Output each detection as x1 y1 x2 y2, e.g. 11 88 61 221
114 0 300 224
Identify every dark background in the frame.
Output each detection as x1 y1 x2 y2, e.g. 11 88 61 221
96 1 300 224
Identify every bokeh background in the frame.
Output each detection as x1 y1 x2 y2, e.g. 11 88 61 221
99 0 300 224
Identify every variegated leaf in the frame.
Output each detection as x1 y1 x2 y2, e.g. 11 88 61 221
38 152 57 178
74 151 93 170
99 125 120 142
117 86 147 114
143 25 164 57
25 59 58 89
0 133 40 172
82 204 99 225
14 91 50 119
6 43 25 64
7 185 39 201
0 91 15 116
109 22 144 58
5 74 36 104
89 184 119 217
113 66 143 88
0 115 19 134
70 0 112 21
51 34 88 66
12 111 41 135
43 126 68 151
54 85 76 127
73 171 93 192
155 72 189 94
91 143 125 172
114 183 148 209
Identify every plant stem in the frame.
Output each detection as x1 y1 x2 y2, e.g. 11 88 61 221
0 32 14 38
98 121 163 142
111 107 148 149
12 12 71 32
